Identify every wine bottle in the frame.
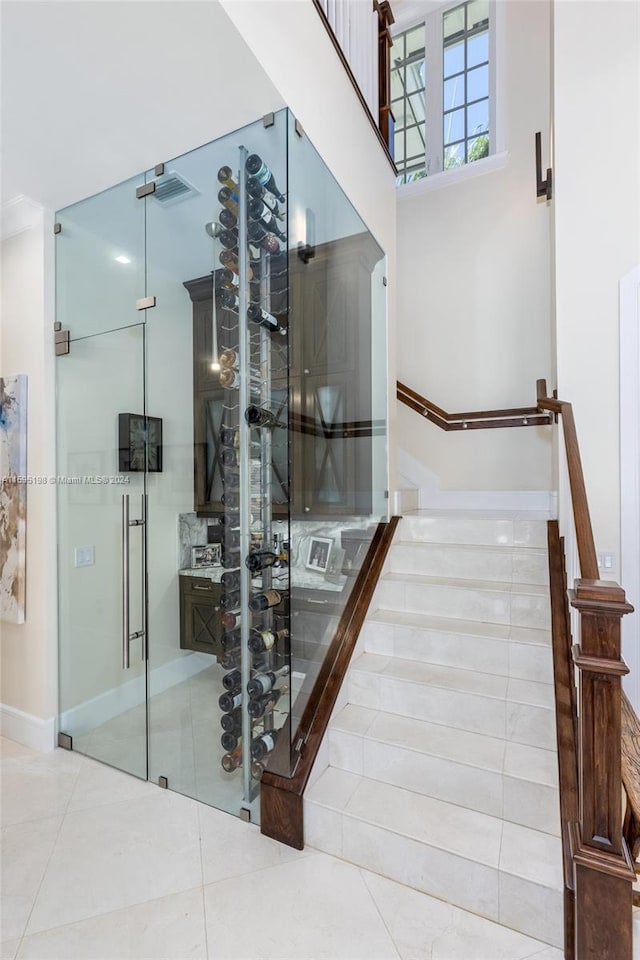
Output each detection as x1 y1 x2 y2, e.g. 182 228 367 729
248 627 289 654
221 569 241 590
251 728 280 760
219 690 242 713
220 348 240 370
220 589 241 611
218 208 237 231
220 705 242 732
246 177 284 217
248 589 285 612
219 249 253 280
217 166 238 191
219 648 241 671
247 665 290 699
220 609 241 631
221 730 240 752
247 196 284 225
218 229 239 252
247 687 284 719
221 629 241 652
245 551 281 573
245 404 280 428
221 547 241 569
220 370 262 396
251 759 265 780
222 667 242 691
245 154 286 203
218 186 239 216
247 221 280 254
247 303 282 334
246 178 284 215
221 744 243 772
248 200 286 241
221 489 240 510
222 468 240 487
219 426 238 448
223 527 241 549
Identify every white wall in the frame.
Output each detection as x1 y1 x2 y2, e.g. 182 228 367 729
1 200 58 748
219 0 398 506
553 0 640 572
395 0 554 500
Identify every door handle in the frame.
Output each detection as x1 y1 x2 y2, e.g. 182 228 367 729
122 493 146 669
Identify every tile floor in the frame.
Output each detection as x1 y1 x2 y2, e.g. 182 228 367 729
0 737 565 960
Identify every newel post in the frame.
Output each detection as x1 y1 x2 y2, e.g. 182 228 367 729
570 579 635 960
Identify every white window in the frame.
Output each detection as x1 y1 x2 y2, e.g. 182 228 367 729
391 0 494 185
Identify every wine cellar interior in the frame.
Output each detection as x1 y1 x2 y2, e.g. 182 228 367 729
54 108 388 821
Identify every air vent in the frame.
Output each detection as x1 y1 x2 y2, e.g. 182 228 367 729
152 171 199 205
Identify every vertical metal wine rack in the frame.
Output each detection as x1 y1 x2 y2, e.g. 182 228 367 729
217 138 289 807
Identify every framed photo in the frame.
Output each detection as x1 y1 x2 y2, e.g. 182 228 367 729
192 544 221 568
305 536 333 573
118 413 163 473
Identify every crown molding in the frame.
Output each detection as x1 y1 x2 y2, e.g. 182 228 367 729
1 195 45 241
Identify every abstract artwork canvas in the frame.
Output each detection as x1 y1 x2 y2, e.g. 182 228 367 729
0 375 27 623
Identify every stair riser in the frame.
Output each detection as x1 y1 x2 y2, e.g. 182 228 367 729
374 579 551 631
398 516 548 549
361 621 553 683
304 802 563 948
349 670 556 750
388 544 548 585
329 728 560 836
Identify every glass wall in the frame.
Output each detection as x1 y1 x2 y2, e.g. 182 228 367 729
56 108 387 821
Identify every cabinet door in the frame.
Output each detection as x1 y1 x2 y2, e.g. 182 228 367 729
302 374 364 516
301 260 358 376
194 388 225 516
180 579 223 656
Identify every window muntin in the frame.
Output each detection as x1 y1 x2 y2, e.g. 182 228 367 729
443 0 490 169
392 0 492 185
390 25 426 185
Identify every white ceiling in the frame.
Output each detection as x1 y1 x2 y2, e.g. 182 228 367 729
0 1 285 212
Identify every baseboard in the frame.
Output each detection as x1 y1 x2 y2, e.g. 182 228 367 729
0 703 56 752
59 652 212 738
396 448 557 516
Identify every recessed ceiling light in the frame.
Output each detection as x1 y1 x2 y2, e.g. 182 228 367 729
114 255 131 264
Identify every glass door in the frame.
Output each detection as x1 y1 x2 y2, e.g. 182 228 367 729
57 324 147 779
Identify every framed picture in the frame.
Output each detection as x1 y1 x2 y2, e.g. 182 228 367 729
118 413 163 473
305 536 333 573
192 544 221 568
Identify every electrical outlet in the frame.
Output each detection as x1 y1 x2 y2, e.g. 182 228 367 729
596 551 616 574
74 546 95 567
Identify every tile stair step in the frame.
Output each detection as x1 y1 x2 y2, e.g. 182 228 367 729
348 653 556 749
374 572 551 631
329 704 560 836
304 767 564 948
387 540 549 585
398 512 549 549
361 609 553 683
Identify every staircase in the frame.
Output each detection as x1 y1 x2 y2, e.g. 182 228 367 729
305 511 564 949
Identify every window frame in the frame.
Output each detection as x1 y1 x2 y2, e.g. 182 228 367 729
391 0 497 184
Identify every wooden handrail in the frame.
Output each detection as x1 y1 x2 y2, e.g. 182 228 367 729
536 379 599 580
397 380 551 430
260 516 400 848
540 381 635 958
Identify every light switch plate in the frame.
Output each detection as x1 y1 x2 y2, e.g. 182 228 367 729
597 551 616 574
74 546 95 567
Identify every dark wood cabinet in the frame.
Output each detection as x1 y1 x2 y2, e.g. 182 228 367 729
186 231 383 520
179 575 223 656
